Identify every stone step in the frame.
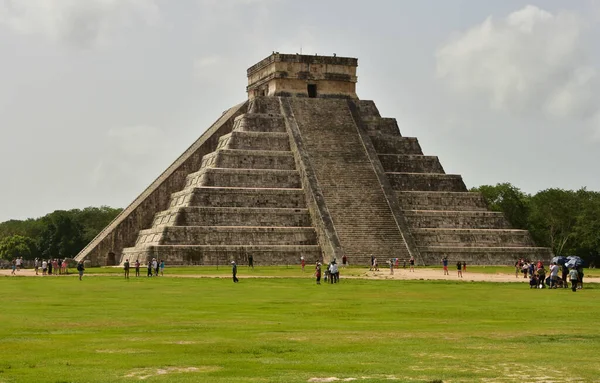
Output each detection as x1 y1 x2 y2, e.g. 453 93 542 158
185 168 301 189
169 187 307 209
398 191 488 211
200 149 295 170
370 134 422 155
137 226 318 246
404 210 511 229
412 228 534 247
168 207 311 227
388 173 467 192
232 113 286 133
362 117 400 135
121 244 322 266
418 246 553 265
217 131 290 151
379 154 445 173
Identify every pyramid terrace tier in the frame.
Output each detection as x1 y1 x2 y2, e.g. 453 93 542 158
151 207 311 227
397 191 488 211
217 131 291 151
136 226 318 246
232 113 286 133
184 168 301 189
200 149 296 170
379 154 445 173
121 244 322 266
412 228 534 247
361 117 401 136
404 210 511 229
387 173 467 192
418 246 553 265
169 187 307 209
369 134 423 155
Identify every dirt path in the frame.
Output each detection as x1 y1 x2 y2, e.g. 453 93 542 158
2 267 597 283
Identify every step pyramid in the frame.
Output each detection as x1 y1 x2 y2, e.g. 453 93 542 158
76 53 552 266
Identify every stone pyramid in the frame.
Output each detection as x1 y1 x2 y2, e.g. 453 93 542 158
76 53 552 266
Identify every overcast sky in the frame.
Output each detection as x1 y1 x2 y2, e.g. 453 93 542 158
1 0 599 222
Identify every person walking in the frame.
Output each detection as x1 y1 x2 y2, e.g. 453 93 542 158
442 257 449 275
160 260 165 276
569 267 579 292
561 264 569 289
409 256 415 272
342 254 347 268
301 256 305 272
248 254 254 269
147 261 153 277
153 258 159 277
11 259 16 275
457 261 463 278
76 261 85 281
462 261 466 273
577 266 584 290
34 258 39 275
123 259 130 279
373 257 379 271
315 262 322 285
135 259 140 277
389 259 394 275
231 261 239 283
42 259 48 275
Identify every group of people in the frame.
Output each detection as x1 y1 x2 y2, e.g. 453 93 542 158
10 257 71 276
313 259 340 285
122 258 164 279
516 259 585 292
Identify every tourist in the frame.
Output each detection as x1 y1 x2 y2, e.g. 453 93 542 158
442 257 449 275
409 256 415 272
34 258 39 275
123 259 130 279
577 266 584 290
48 259 53 275
529 274 537 289
315 262 321 285
248 254 254 269
328 260 339 283
515 259 521 278
153 258 159 277
561 265 569 289
549 262 559 289
231 261 239 283
52 259 59 276
301 256 305 272
373 257 379 271
456 261 462 278
389 258 394 275
76 261 85 281
342 254 347 268
11 259 16 275
370 255 375 271
536 265 546 288
135 259 140 277
61 259 68 274
160 259 165 276
528 262 535 279
147 261 153 277
462 261 466 272
569 267 579 292
42 259 47 275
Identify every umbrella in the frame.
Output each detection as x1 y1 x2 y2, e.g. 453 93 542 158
552 256 567 266
565 256 584 269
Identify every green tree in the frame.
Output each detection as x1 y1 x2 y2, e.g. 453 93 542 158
38 211 85 259
0 235 38 260
471 183 530 229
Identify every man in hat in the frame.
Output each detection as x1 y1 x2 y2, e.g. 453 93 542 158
231 261 239 283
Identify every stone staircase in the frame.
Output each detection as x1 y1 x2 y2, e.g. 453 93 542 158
286 98 412 266
356 100 552 265
121 98 322 265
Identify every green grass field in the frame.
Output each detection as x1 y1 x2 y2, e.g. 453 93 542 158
1 273 598 383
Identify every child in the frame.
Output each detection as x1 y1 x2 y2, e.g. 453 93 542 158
529 275 537 289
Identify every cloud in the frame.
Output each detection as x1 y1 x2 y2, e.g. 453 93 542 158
435 5 600 127
0 0 160 48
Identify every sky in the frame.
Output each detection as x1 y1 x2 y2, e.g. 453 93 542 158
1 0 600 222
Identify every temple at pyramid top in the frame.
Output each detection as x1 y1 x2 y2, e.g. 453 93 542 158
247 52 358 99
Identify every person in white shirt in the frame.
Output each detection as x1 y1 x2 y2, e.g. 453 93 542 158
549 262 559 289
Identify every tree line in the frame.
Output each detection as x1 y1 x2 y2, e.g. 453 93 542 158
0 207 122 262
472 183 600 266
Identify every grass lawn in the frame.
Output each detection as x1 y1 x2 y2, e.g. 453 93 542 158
1 275 598 383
